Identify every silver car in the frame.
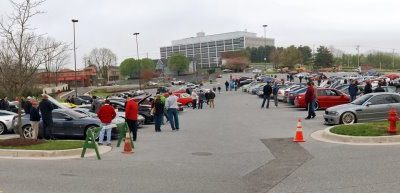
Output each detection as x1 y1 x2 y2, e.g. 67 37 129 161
0 110 17 134
324 93 400 125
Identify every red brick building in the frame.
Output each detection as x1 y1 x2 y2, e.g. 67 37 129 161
39 65 97 87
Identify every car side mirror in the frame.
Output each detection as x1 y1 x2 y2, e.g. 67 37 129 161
365 102 372 107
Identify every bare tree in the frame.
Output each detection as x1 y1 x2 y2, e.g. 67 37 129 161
0 0 47 137
42 37 70 86
86 48 117 84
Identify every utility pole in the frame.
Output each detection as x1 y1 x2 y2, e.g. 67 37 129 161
72 19 79 97
356 45 360 67
133 32 141 90
262 24 268 69
393 49 395 69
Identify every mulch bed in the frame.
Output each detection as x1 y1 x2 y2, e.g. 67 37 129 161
0 138 46 147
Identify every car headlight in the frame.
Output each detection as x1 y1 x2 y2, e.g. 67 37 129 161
325 111 339 116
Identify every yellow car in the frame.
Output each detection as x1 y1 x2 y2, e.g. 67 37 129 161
60 102 77 108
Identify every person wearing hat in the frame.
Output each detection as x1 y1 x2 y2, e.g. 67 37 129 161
23 96 32 114
30 100 41 139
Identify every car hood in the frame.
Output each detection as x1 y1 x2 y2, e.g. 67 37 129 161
326 103 361 112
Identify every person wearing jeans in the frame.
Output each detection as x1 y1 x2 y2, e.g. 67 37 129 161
165 92 180 131
97 100 116 146
125 97 139 141
29 100 41 139
152 95 164 132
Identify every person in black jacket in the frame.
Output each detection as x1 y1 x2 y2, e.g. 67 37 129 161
152 95 164 132
23 97 32 114
208 90 216 108
261 82 273 109
364 80 373 94
374 82 385 92
30 100 41 139
39 95 54 140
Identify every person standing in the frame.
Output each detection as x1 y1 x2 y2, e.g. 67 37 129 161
305 82 316 119
165 92 180 131
39 95 54 140
152 95 164 132
217 83 221 94
91 96 102 113
272 82 279 107
375 82 385 92
225 81 229 91
299 76 303 83
205 90 210 106
70 95 75 104
0 97 10 111
29 100 41 140
65 96 71 103
348 80 358 102
198 90 205 109
208 90 216 108
191 90 198 109
97 100 116 146
23 97 32 114
364 80 373 94
261 82 272 109
125 96 139 141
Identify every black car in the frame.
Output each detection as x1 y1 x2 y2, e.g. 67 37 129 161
109 94 154 124
18 109 117 139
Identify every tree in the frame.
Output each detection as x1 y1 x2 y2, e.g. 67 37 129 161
315 46 334 67
0 0 48 137
140 58 155 71
168 54 189 76
85 48 117 83
297 46 312 65
281 45 302 69
42 37 70 85
221 50 250 72
119 58 155 79
270 48 283 68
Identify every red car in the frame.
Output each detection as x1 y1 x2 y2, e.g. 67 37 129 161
294 88 349 110
174 93 194 107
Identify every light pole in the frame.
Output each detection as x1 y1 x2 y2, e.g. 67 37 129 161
133 32 141 90
72 19 78 97
262 24 268 69
356 45 360 67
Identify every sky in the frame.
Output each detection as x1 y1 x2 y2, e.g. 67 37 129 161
1 0 400 69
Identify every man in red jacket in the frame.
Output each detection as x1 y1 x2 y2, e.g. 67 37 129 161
97 100 116 146
305 81 316 119
125 97 138 141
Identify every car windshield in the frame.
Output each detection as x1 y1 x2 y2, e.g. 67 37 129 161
351 94 373 105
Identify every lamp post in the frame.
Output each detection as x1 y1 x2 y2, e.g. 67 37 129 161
133 32 141 90
262 24 268 69
72 19 78 97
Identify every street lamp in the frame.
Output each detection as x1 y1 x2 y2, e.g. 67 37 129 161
262 24 268 68
72 19 78 97
133 32 141 90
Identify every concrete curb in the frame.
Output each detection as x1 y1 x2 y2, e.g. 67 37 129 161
0 146 112 160
311 126 400 145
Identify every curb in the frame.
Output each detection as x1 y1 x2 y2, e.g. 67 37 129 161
311 126 400 145
0 146 112 160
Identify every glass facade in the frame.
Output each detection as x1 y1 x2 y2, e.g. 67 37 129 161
160 37 245 69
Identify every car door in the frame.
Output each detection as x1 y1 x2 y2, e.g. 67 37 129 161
358 94 393 122
52 112 69 135
317 89 328 108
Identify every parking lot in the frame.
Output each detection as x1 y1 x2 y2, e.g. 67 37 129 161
1 73 400 193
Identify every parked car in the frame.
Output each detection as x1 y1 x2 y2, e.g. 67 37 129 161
174 93 194 107
0 110 17 134
294 88 349 110
324 93 400 125
17 109 110 139
287 87 307 105
73 96 91 105
171 80 185 85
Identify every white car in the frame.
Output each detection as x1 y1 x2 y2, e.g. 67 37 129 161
147 81 158 86
252 69 262 74
0 110 17 134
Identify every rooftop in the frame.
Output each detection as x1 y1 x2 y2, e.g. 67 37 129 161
171 31 261 46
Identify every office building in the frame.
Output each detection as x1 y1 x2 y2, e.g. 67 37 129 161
160 31 274 69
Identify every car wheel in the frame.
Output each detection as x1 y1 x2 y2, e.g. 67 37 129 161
0 122 6 135
314 102 319 111
22 125 33 139
187 102 193 107
341 112 356 125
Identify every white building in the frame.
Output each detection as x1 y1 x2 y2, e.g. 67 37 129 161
160 31 275 69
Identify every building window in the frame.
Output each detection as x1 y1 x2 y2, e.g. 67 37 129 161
216 40 224 46
194 43 200 48
208 41 216 46
224 39 232 45
217 46 224 52
201 43 208 48
180 45 186 50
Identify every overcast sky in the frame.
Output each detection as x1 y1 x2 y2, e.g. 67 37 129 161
1 0 400 69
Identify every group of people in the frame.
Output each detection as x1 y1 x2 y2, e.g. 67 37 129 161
190 89 216 109
65 95 77 104
261 82 280 108
348 79 385 102
29 95 54 140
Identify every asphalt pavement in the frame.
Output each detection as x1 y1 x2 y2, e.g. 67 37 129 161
1 73 400 193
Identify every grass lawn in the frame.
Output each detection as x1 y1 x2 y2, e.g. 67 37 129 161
330 121 400 136
91 89 111 98
0 140 84 150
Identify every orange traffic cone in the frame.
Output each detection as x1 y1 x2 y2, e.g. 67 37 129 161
293 118 305 142
122 131 133 154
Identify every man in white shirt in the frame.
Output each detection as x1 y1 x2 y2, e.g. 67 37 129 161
165 92 180 131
